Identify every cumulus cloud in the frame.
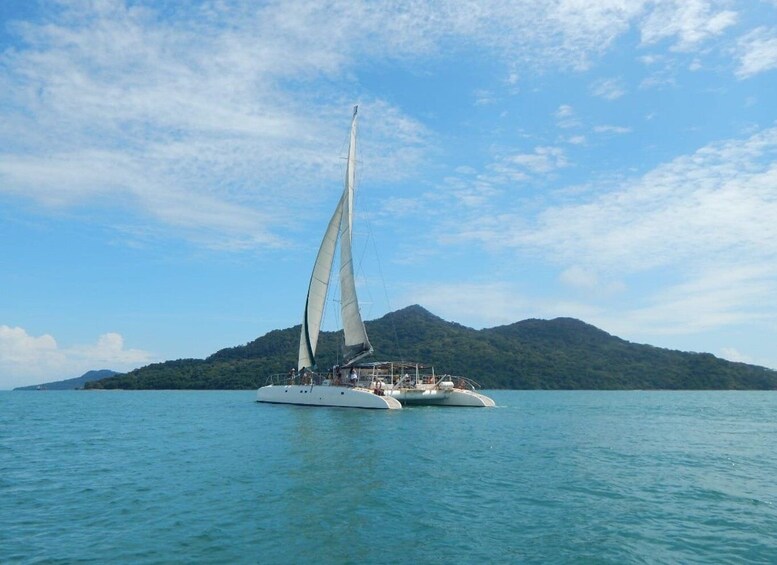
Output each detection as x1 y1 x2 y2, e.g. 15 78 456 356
70 332 153 366
0 326 59 366
0 326 153 389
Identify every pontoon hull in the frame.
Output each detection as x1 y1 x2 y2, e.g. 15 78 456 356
386 388 496 407
256 384 402 409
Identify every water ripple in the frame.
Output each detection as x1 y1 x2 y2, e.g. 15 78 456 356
1 390 776 563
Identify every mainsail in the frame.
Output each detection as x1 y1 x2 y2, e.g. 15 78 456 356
339 106 373 364
297 106 372 370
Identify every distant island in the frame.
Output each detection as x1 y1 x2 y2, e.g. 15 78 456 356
83 305 776 391
15 369 118 391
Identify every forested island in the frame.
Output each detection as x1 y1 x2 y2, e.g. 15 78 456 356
83 305 776 390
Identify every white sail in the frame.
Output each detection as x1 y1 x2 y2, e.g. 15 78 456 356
338 106 373 364
297 106 371 370
298 192 345 371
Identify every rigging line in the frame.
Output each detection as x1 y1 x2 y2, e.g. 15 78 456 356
350 157 375 323
352 219 373 320
364 218 406 363
329 263 343 368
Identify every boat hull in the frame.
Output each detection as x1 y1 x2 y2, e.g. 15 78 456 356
386 387 496 407
256 384 402 409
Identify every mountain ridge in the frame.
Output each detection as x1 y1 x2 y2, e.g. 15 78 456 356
85 305 776 390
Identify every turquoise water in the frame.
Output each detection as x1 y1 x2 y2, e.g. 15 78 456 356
1 390 775 564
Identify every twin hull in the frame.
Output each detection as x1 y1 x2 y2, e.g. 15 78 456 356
256 384 495 409
386 387 496 407
256 384 402 409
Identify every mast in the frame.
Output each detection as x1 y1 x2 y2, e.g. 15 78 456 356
297 106 372 371
339 106 373 365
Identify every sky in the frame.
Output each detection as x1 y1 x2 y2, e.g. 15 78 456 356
2 0 777 389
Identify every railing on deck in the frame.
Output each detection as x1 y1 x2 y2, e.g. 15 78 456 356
262 366 484 391
262 372 329 386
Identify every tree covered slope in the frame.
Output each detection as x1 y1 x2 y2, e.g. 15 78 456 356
85 305 776 390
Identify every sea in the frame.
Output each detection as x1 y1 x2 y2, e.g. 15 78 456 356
1 390 775 564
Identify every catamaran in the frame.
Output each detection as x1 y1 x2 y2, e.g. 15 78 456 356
256 107 494 409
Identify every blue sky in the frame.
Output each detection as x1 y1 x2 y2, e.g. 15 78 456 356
2 0 777 389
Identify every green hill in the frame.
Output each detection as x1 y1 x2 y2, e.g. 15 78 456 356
15 369 118 391
85 305 776 390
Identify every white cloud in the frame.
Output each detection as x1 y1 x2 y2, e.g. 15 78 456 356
560 266 625 295
605 264 777 338
511 127 777 273
560 266 600 290
72 332 153 367
0 2 432 250
400 279 610 333
565 135 587 145
640 0 737 51
398 282 533 328
555 104 581 128
590 78 626 100
507 146 568 174
0 326 59 366
639 64 680 90
719 347 752 364
474 89 498 106
443 175 504 209
441 145 569 203
506 70 520 87
593 125 632 134
421 126 777 352
736 27 777 79
0 326 153 389
0 1 750 253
